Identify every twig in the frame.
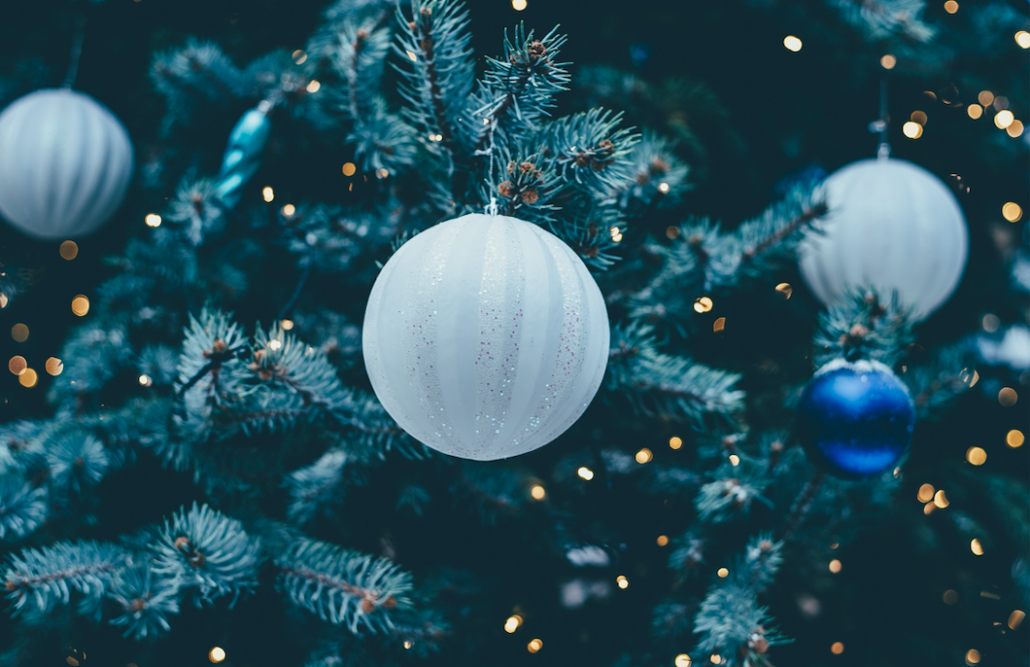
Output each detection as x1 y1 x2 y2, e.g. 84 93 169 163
62 15 87 89
781 469 826 542
743 203 828 261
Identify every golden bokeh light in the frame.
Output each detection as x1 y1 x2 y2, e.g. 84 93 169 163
998 387 1018 407
910 110 927 125
967 104 983 120
1008 120 1025 138
943 589 958 604
282 204 296 217
675 655 692 667
994 110 1014 129
46 358 63 376
933 490 950 509
917 483 935 503
694 296 713 313
11 323 28 343
783 36 802 52
281 319 295 330
578 466 595 480
0 293 6 308
729 454 740 467
139 374 152 386
978 91 994 106
943 0 958 13
831 642 845 654
902 121 923 139
1006 430 1025 448
829 559 842 573
658 182 670 194
292 50 307 64
970 539 984 556
527 638 542 653
1003 202 1023 222
530 484 546 500
504 615 523 633
71 295 90 317
1008 609 1026 630
965 447 986 466
342 162 357 176
8 356 27 375
713 317 726 332
1016 31 1030 49
145 213 162 228
775 283 792 299
880 54 897 69
209 647 226 663
924 502 935 515
669 436 683 450
306 80 321 93
18 368 38 388
262 186 274 202
617 575 629 589
666 226 680 240
657 535 669 547
965 649 981 665
512 0 528 10
636 448 653 464
717 568 729 578
60 240 79 260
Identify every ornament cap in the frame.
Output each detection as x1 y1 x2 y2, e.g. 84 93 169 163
484 197 499 216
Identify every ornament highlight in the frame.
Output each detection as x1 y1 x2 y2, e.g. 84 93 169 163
799 158 968 320
0 89 133 239
362 213 610 461
795 359 915 478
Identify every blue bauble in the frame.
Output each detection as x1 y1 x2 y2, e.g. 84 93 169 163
796 359 915 478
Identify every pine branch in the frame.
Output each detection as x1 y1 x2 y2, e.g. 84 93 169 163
3 541 128 616
813 287 915 367
276 539 413 633
107 564 181 639
0 477 47 541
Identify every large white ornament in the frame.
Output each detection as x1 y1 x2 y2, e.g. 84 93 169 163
363 213 610 461
0 89 134 240
799 157 968 320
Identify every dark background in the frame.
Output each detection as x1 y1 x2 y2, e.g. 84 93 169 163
0 1 1026 666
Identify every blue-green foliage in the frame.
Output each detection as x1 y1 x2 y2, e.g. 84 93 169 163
277 538 413 633
108 564 181 639
0 477 46 541
4 541 129 617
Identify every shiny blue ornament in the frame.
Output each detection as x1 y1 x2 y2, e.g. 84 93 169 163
213 105 272 209
795 359 915 478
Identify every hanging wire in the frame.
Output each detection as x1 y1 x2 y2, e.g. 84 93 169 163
62 15 88 89
876 71 891 159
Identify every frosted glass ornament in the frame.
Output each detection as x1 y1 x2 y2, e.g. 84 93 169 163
0 89 134 240
799 158 968 320
362 213 610 461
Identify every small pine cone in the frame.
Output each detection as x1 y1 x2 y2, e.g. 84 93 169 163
635 172 650 185
574 153 590 167
258 369 273 381
498 182 514 198
520 187 539 204
849 323 869 338
212 339 227 355
597 139 614 155
507 161 515 175
769 440 784 454
382 596 398 609
583 246 599 259
132 598 147 612
750 636 770 654
73 456 85 469
356 28 369 40
527 40 546 59
759 539 774 552
650 158 670 175
5 580 16 591
174 536 191 553
519 161 535 174
361 598 376 613
419 6 431 17
408 21 416 30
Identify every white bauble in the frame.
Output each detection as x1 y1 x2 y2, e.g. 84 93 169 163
0 89 134 240
363 213 610 461
799 158 968 320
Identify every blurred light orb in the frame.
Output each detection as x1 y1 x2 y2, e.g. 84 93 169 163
783 35 802 52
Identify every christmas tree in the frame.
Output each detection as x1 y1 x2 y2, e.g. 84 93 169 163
0 0 1027 665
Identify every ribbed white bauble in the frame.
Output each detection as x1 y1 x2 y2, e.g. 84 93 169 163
0 89 134 240
799 158 968 320
363 213 610 461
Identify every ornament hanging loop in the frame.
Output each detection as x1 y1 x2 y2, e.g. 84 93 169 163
873 70 890 160
484 197 499 216
62 14 87 89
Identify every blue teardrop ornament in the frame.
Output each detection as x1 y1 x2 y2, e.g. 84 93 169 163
213 106 272 209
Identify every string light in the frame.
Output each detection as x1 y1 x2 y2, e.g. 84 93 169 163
1007 120 1024 138
72 295 90 316
675 655 692 667
292 50 307 64
306 80 321 93
18 368 38 388
262 186 274 202
635 448 653 464
657 535 669 546
965 649 981 665
610 226 623 243
998 387 1018 407
831 642 845 655
11 323 29 342
694 296 713 313
45 358 63 376
403 641 413 649
577 466 594 480
512 0 527 10
669 436 683 450
342 162 357 176
943 589 958 604
145 213 162 228
943 0 958 12
658 182 670 194
617 575 629 589
783 36 802 52
965 447 986 465
1017 31 1030 49
902 121 922 139
8 356 26 375
717 568 729 578
281 319 295 331
60 240 78 260
504 615 523 633
917 483 935 503
268 339 282 351
978 90 994 106
933 490 949 508
880 54 897 69
527 638 543 653
281 204 296 217
1002 202 1023 222
1008 609 1026 630
994 110 1014 129
530 484 546 500
209 647 226 663
970 539 984 556
967 104 983 119
710 655 722 664
1006 430 1024 448
728 454 740 466
829 559 842 573
775 283 792 299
